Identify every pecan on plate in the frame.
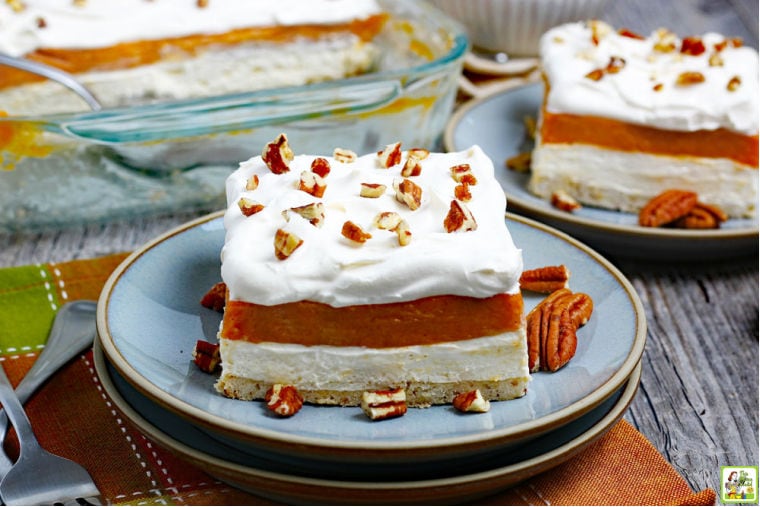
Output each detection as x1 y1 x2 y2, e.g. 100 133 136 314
638 189 698 227
520 265 570 294
526 289 593 372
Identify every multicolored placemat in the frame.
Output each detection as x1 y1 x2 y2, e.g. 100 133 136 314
0 254 716 505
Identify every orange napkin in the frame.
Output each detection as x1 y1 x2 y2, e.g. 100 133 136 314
0 254 716 506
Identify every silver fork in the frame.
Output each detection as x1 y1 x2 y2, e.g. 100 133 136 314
0 301 97 480
0 342 101 505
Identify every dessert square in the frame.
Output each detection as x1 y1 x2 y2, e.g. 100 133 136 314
530 21 758 218
214 136 529 408
0 0 385 114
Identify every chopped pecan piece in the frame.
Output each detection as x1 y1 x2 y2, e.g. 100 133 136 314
245 173 259 191
341 221 372 244
200 282 226 312
310 157 331 178
192 340 220 373
618 28 644 40
506 152 532 172
727 75 742 91
377 142 402 168
450 164 477 184
298 170 327 198
374 211 403 231
680 36 706 56
284 202 325 228
394 178 423 210
361 388 407 421
262 133 294 174
333 147 357 163
395 219 412 246
585 68 605 81
401 155 423 177
274 229 303 260
238 197 265 217
653 28 678 53
454 182 472 202
443 200 477 233
520 265 570 293
265 384 304 417
551 190 581 212
453 389 490 413
675 71 706 86
360 182 387 198
638 189 698 227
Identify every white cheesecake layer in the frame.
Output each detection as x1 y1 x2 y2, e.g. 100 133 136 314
0 38 375 114
530 142 758 217
217 330 529 393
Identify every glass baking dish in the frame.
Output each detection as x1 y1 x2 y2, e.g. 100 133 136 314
0 0 467 232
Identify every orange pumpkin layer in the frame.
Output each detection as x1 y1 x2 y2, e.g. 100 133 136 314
221 293 523 348
0 14 387 90
540 107 759 168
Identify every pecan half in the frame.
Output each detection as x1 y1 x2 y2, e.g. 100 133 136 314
526 289 593 372
638 189 698 227
673 202 727 229
520 265 570 293
265 384 304 417
361 388 407 421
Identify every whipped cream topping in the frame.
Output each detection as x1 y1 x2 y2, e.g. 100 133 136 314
221 144 522 307
540 21 759 134
0 0 381 56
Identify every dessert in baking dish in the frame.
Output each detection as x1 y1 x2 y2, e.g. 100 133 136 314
0 0 386 114
214 135 529 408
530 21 759 218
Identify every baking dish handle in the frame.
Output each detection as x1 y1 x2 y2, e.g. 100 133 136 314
50 79 403 144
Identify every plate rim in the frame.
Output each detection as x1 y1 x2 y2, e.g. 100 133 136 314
92 339 641 502
443 82 760 242
96 210 646 456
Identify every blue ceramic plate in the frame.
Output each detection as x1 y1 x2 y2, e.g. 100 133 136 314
444 83 759 261
93 341 640 502
97 211 645 466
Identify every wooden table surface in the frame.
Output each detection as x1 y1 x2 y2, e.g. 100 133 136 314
1 0 758 502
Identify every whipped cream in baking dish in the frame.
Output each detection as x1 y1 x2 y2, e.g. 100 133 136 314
0 0 382 55
540 21 759 134
221 144 523 307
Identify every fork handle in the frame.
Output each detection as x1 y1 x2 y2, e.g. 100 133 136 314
0 365 39 450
